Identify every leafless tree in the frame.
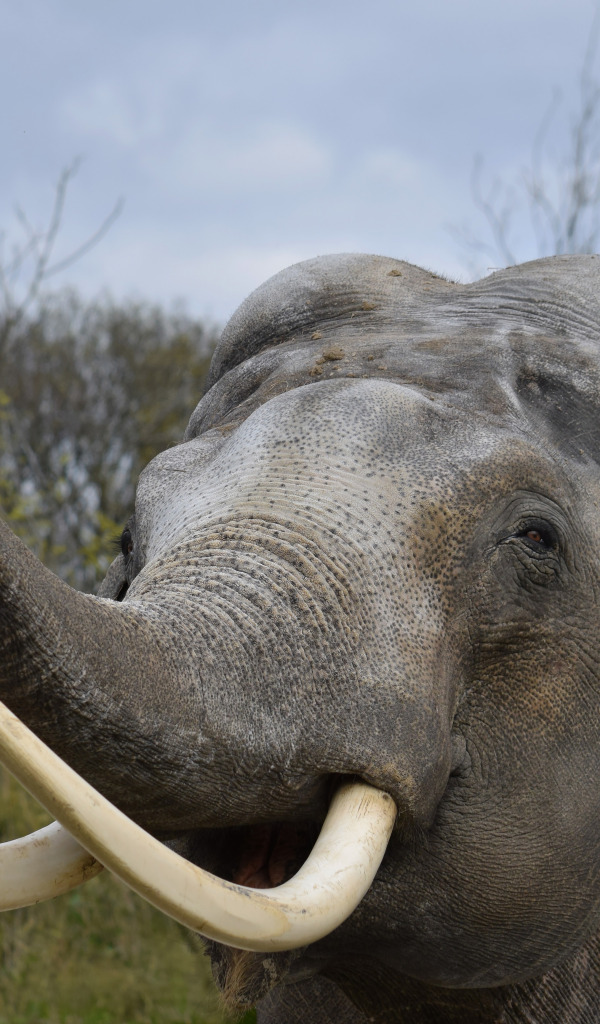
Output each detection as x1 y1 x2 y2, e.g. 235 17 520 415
453 11 600 273
0 160 123 353
0 161 124 584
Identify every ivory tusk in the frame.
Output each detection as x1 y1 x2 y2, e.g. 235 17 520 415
0 701 396 951
0 820 103 911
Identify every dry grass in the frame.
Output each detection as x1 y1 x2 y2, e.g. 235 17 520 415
0 769 254 1024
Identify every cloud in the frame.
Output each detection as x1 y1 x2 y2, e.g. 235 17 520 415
65 225 350 323
163 120 333 194
61 80 165 149
3 0 596 322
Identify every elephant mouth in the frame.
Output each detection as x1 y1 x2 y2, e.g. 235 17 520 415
188 819 323 890
233 820 322 888
0 701 396 951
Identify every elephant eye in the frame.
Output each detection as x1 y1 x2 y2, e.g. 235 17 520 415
514 520 558 552
497 516 562 588
120 527 134 559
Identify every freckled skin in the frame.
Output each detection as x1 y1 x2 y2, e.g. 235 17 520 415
4 254 600 1022
155 380 600 1014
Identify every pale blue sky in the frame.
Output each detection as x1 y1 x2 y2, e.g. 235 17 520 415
1 0 598 321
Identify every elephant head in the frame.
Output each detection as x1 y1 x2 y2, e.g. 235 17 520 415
2 253 600 1024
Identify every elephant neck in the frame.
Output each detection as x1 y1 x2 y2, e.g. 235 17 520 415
306 933 600 1024
499 930 600 1024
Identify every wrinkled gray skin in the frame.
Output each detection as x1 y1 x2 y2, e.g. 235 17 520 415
2 253 600 1023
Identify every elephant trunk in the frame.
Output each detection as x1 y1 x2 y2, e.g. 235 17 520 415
0 520 397 951
0 517 210 832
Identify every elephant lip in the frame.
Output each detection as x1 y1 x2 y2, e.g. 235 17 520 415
196 774 390 891
231 820 322 889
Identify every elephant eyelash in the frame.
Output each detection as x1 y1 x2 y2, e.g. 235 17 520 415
116 527 135 561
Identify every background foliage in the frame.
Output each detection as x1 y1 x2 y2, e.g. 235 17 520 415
0 769 249 1024
0 291 218 591
0 291 257 1023
5 24 600 1010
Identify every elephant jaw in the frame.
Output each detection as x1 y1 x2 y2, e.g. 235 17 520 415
0 701 396 951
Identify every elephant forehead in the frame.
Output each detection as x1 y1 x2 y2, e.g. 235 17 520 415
222 377 457 464
136 377 525 564
142 378 470 509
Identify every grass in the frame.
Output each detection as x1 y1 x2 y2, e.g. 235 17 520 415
0 769 256 1024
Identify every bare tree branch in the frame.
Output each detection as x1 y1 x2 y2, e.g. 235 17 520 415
0 163 125 552
453 8 600 272
470 155 518 266
45 196 124 279
0 160 123 353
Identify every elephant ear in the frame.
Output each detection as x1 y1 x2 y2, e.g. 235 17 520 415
204 253 453 390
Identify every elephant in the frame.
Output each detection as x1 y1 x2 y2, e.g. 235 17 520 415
1 251 600 1024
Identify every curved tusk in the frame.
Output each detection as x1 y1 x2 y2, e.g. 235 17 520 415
0 701 396 951
0 820 103 911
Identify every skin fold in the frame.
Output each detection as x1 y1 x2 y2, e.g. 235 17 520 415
2 253 600 1022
